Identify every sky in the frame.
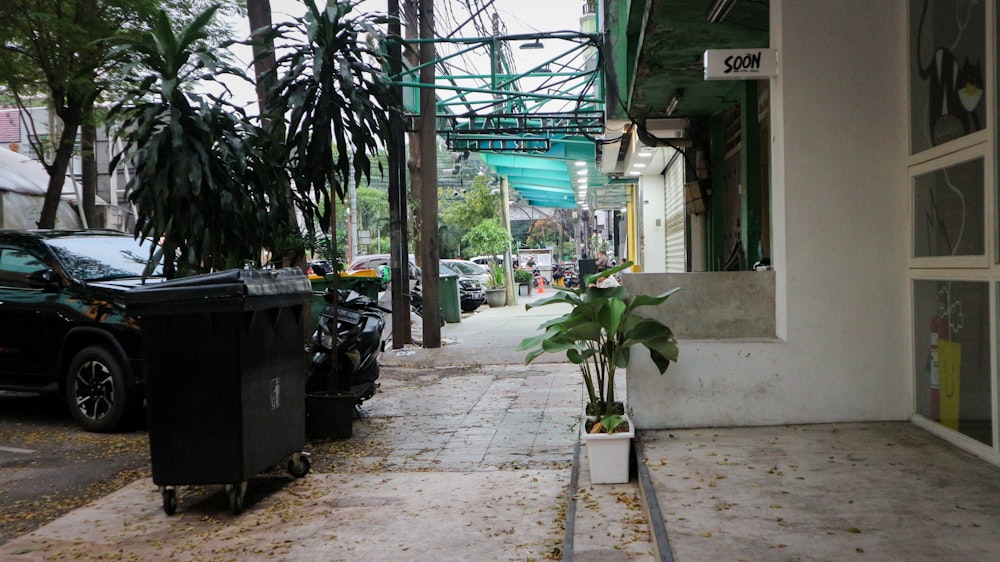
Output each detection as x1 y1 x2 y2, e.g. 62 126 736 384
221 0 589 108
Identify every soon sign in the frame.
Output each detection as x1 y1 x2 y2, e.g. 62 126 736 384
704 49 778 80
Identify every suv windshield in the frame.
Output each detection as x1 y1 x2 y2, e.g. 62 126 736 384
47 236 163 281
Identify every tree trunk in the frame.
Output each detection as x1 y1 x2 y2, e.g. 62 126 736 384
247 0 276 114
80 106 98 228
247 0 303 270
37 118 80 229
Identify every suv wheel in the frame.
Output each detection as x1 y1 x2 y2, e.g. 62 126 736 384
65 345 134 433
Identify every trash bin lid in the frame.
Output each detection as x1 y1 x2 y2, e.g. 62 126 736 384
239 268 312 295
125 267 312 315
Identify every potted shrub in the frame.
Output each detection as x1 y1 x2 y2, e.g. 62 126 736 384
514 268 534 296
517 261 680 483
484 264 507 307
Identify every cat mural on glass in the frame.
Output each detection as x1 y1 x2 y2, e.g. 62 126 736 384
916 0 985 147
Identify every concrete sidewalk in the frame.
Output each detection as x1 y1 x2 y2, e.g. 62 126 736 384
0 294 657 561
636 422 1000 561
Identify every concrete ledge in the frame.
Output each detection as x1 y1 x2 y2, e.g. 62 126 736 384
622 271 775 339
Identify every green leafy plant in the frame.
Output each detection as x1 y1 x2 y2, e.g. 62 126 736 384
109 6 293 278
514 268 533 284
463 219 512 266
264 0 395 235
486 265 505 290
517 261 680 433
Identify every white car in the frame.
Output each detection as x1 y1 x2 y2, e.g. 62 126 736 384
441 259 490 285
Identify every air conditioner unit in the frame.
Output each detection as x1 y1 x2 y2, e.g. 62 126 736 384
644 118 689 139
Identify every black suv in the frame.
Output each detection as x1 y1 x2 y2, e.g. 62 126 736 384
0 230 163 432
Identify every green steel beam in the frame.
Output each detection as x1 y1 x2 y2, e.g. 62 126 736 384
386 29 606 207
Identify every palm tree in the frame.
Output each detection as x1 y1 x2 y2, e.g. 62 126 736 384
262 0 397 238
109 7 293 277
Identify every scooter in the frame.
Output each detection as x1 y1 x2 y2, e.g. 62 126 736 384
562 268 579 288
305 288 387 405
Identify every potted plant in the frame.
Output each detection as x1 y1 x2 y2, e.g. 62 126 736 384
517 261 680 483
514 268 534 296
464 219 513 306
484 264 507 307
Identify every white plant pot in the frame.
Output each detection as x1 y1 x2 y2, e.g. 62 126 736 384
581 414 634 484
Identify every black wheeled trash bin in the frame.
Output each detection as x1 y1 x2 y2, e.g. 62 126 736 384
126 268 313 515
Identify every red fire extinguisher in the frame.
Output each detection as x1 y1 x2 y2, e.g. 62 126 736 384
929 294 950 422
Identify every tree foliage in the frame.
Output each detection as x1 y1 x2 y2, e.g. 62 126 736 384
526 217 560 247
263 0 396 237
440 174 498 234
109 7 294 277
462 218 511 263
0 0 239 229
355 185 390 233
103 1 400 278
0 0 135 227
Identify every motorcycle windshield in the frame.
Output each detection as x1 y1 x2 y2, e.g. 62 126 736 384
321 304 363 325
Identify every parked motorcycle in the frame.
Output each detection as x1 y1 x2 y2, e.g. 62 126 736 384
305 288 387 405
562 268 579 288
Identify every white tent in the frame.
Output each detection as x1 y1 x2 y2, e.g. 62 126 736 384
0 148 86 229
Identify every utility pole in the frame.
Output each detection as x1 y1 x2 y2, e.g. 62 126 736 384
500 177 515 306
388 0 412 348
415 0 441 346
491 12 515 305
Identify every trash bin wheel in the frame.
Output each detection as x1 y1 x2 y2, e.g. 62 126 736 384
225 482 247 514
161 487 178 516
287 452 311 478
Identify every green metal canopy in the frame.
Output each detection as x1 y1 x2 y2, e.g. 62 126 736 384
479 136 597 209
390 8 609 210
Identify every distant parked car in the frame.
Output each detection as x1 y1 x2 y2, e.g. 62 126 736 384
470 255 504 267
439 261 485 312
0 230 164 432
349 254 485 312
347 253 417 280
442 259 490 285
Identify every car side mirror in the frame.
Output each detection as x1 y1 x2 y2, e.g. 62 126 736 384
27 269 61 292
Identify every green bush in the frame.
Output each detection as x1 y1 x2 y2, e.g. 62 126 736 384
487 265 505 289
514 268 533 283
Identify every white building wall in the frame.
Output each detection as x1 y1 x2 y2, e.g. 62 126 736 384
640 173 666 272
629 0 910 428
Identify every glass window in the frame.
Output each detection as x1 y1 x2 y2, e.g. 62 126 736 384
47 236 162 281
0 248 47 288
910 0 986 154
912 157 984 258
913 280 992 446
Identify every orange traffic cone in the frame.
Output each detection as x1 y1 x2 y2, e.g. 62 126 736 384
537 276 544 293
